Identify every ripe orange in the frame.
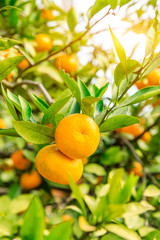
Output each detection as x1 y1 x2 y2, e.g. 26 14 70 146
55 54 78 74
20 170 42 190
141 131 151 142
82 158 88 165
41 9 55 21
0 119 6 129
147 69 160 86
35 144 83 185
35 34 53 52
11 150 31 170
129 162 143 177
62 214 73 222
18 58 29 69
55 114 100 159
135 79 149 89
116 124 143 138
6 72 13 82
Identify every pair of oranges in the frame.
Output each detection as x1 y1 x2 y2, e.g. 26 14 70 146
35 114 100 185
135 69 160 89
10 150 42 190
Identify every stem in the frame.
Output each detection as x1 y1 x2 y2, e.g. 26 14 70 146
2 79 53 105
15 8 112 80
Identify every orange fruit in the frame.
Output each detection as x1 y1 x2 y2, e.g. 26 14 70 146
55 114 100 159
141 131 151 142
1 49 9 58
152 99 160 108
11 150 31 170
147 69 160 86
6 72 13 82
0 119 6 129
135 79 149 89
20 170 42 190
41 9 55 21
82 158 88 165
18 58 29 69
116 124 143 138
55 54 78 74
129 162 143 177
35 144 83 185
62 214 73 222
35 34 53 52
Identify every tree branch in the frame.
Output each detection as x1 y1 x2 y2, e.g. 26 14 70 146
15 8 112 80
2 79 53 105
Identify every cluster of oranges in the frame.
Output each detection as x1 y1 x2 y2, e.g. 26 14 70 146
35 114 100 185
135 69 160 89
10 150 42 190
116 122 151 143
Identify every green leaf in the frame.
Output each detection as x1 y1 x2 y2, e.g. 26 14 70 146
59 68 81 104
0 37 21 50
1 84 19 120
78 78 91 98
143 52 160 76
47 221 72 240
7 89 21 112
101 233 123 240
108 0 118 9
143 185 160 197
42 95 72 125
108 169 124 203
13 121 54 144
124 201 155 216
0 56 24 81
84 164 106 176
105 224 141 240
68 176 86 218
145 24 156 58
94 108 107 125
0 6 21 11
32 94 49 113
19 96 32 121
100 115 139 132
87 0 109 19
109 27 126 70
0 128 20 137
96 83 109 98
119 0 131 7
117 86 160 108
67 7 78 32
20 196 45 240
9 194 33 214
66 99 80 115
82 96 100 116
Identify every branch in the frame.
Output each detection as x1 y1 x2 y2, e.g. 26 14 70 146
15 8 112 80
2 79 53 105
132 116 160 142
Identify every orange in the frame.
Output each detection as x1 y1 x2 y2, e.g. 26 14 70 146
41 9 55 21
35 34 53 52
1 49 9 58
82 158 88 165
6 72 13 82
141 131 151 142
152 99 160 108
62 214 73 222
0 119 6 129
129 162 143 177
116 124 143 138
11 150 31 170
55 114 100 159
35 144 83 185
20 170 42 190
147 69 160 86
18 58 29 69
55 54 78 74
135 79 149 89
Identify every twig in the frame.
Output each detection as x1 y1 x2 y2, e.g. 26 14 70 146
2 79 53 105
132 116 160 142
15 8 112 80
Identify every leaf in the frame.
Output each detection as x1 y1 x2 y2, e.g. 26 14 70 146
108 0 118 9
42 95 72 125
109 27 126 70
143 52 160 76
0 56 24 81
78 78 91 98
117 86 160 108
84 164 106 176
101 233 123 240
0 128 20 137
105 224 141 240
47 221 72 240
20 196 45 240
59 68 81 104
19 96 32 121
119 0 132 7
124 201 155 217
68 176 86 218
143 185 160 197
13 121 54 144
66 99 80 115
0 6 21 11
82 96 100 116
67 7 78 32
9 194 33 214
87 0 109 19
96 83 109 98
100 115 139 132
7 89 21 112
78 216 96 232
1 84 19 120
32 94 49 113
0 37 21 50
145 24 156 58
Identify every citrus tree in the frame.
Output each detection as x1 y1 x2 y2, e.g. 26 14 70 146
0 0 160 239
